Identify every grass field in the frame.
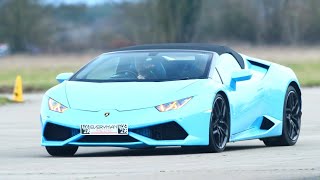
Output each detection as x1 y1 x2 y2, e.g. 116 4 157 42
0 67 79 92
0 54 93 92
0 46 319 93
286 62 320 87
0 97 11 106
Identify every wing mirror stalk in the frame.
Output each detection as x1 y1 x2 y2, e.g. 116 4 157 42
230 70 252 90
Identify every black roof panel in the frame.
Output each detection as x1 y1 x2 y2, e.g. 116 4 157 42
115 43 245 69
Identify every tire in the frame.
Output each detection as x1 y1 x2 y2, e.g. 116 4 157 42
263 86 302 146
207 94 230 153
45 146 78 157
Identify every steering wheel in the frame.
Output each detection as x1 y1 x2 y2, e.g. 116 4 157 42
112 70 138 78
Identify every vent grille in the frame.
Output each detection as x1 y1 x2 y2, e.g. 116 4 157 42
132 122 188 140
260 117 275 130
77 135 138 143
44 123 79 141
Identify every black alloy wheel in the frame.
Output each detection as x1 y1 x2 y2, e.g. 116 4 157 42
285 89 301 141
263 85 302 146
208 94 230 152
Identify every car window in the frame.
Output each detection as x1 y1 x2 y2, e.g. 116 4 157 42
86 57 120 80
71 51 212 82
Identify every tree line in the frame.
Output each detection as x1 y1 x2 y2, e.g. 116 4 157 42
0 0 320 53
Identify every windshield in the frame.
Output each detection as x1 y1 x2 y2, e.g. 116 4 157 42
71 51 212 82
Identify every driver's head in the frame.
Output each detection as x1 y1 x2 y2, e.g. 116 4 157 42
135 56 166 79
135 57 155 73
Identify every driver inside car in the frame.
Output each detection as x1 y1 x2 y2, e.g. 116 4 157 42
135 56 166 80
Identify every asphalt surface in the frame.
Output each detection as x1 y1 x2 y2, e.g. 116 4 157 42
0 88 320 180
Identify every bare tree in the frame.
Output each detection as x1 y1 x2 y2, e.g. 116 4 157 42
153 0 202 43
0 0 51 52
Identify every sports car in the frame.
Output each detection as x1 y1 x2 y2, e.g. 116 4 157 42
40 43 302 156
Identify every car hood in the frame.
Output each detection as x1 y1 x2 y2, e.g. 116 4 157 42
63 80 204 111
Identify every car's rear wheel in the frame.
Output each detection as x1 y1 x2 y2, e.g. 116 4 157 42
207 94 230 153
263 86 302 146
45 146 78 157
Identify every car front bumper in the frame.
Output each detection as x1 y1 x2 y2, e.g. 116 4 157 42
40 95 212 148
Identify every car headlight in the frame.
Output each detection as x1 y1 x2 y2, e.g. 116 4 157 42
156 97 192 112
48 98 68 113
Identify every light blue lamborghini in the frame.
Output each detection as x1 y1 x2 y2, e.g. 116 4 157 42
40 44 302 156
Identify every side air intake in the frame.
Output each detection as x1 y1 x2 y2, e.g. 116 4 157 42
260 117 275 130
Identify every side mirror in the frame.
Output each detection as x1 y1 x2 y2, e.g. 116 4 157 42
56 73 74 83
230 70 252 90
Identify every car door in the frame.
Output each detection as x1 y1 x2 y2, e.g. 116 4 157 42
215 54 264 135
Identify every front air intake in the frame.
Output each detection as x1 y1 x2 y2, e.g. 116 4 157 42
132 122 188 140
43 123 79 141
77 135 138 143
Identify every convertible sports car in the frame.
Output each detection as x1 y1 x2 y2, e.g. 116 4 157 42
40 44 302 156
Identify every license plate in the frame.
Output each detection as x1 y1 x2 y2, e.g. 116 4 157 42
80 124 128 135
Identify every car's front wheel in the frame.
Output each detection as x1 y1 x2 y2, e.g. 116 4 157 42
45 146 78 157
207 94 230 153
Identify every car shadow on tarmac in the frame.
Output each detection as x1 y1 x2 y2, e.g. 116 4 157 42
71 145 267 157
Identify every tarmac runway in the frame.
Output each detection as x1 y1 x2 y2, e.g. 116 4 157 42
0 88 319 180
